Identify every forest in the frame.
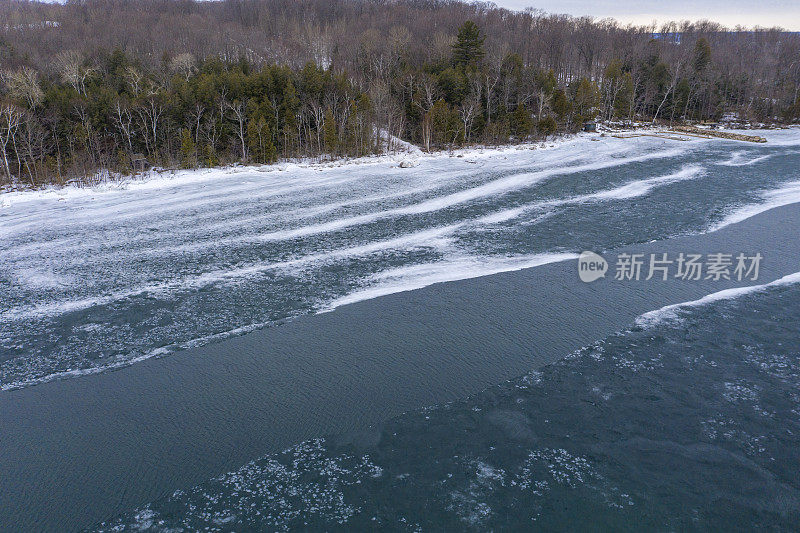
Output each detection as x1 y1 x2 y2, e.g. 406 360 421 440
0 0 799 186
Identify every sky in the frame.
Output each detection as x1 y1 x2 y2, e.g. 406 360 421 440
493 0 800 30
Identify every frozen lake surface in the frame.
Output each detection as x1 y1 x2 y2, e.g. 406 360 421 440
2 131 800 390
2 129 800 531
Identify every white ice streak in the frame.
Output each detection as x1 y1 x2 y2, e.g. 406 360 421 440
323 252 577 310
0 319 273 391
471 164 703 225
4 132 798 390
1 157 696 321
0 166 460 258
129 166 495 257
714 151 775 167
0 143 582 240
0 165 387 238
635 271 800 328
3 141 680 263
0 224 459 322
0 252 577 390
250 148 688 242
0 152 493 241
0 148 541 254
709 179 800 232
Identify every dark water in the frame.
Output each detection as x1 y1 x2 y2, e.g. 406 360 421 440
97 280 800 531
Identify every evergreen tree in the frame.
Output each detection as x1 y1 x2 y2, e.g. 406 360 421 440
179 128 196 168
552 89 571 120
511 104 533 138
280 79 300 154
693 38 712 73
535 69 557 96
616 72 634 119
247 116 277 163
572 77 600 119
452 21 485 69
537 116 557 138
202 144 218 168
784 96 800 122
323 108 337 155
429 99 460 147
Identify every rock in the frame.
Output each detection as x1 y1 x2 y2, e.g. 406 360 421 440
399 159 419 168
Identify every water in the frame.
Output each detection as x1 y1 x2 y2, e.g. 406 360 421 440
96 277 800 531
1 132 800 390
2 129 800 530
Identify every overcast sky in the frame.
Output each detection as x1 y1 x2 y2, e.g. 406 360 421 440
492 0 800 30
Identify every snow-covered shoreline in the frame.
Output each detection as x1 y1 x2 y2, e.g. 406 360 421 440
3 125 796 210
7 124 777 208
0 134 581 208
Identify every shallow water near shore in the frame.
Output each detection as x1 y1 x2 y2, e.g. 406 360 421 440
2 130 800 530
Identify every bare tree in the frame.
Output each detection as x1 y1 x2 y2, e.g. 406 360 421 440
414 74 439 152
653 60 683 124
135 95 165 160
111 99 135 155
54 51 94 96
2 67 44 109
20 112 49 185
124 66 145 98
0 102 23 182
304 22 332 69
188 103 206 145
169 53 197 82
460 77 482 143
226 98 248 161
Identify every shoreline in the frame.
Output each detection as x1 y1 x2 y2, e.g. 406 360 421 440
0 134 574 207
2 125 795 208
2 200 799 531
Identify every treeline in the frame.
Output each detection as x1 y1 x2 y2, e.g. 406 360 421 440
0 0 799 186
1 56 378 184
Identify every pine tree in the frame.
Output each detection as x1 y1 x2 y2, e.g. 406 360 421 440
693 38 712 73
202 144 217 168
280 79 300 155
179 128 196 168
537 116 557 139
616 73 634 119
552 89 572 120
572 77 600 119
429 99 460 147
511 104 533 138
535 69 558 96
247 116 277 163
452 21 485 69
323 108 337 156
